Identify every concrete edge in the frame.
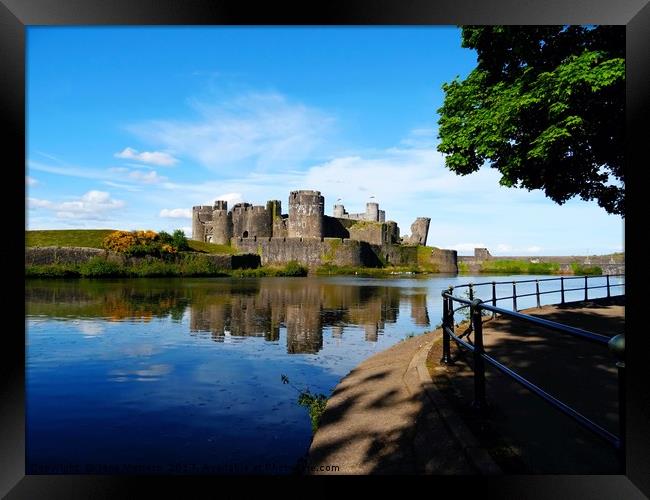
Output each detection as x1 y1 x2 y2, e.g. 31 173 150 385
408 332 502 475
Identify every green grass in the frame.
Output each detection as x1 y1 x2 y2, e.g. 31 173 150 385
26 229 237 255
479 259 561 274
231 261 308 278
186 240 237 254
25 256 307 279
570 263 603 276
314 264 420 277
26 229 115 248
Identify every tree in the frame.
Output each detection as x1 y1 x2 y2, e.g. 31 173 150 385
437 26 624 216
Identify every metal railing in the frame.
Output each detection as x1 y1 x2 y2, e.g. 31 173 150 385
440 274 625 471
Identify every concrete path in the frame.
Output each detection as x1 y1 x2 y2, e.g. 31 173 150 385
306 332 496 475
435 295 625 473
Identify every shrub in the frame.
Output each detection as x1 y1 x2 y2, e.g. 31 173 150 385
25 264 80 278
102 230 138 252
283 260 308 277
172 229 190 252
79 257 125 278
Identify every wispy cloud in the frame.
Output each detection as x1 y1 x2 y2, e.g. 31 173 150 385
115 147 178 167
159 208 192 219
128 170 166 184
126 91 335 173
26 176 38 186
449 243 486 253
28 190 125 220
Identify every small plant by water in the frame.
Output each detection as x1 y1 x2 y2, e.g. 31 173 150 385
281 374 328 434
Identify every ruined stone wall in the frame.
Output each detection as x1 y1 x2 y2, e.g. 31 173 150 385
429 248 458 273
403 217 431 246
457 249 625 275
234 237 365 267
347 221 385 245
272 216 288 238
322 216 356 238
26 246 108 265
25 246 258 270
287 190 324 239
371 244 417 266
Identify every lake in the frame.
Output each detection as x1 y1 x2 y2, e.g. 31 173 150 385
25 274 623 474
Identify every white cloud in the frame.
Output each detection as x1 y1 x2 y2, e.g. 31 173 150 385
28 190 125 220
526 246 542 253
126 91 334 172
77 321 104 336
449 243 486 253
115 147 178 166
159 208 192 219
26 176 38 186
128 170 166 184
496 244 513 252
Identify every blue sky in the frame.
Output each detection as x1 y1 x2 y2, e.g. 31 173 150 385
26 26 623 256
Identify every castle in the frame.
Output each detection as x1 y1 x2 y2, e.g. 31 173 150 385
192 189 430 246
191 190 457 271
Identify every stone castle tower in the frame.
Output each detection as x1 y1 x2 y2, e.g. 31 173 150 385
287 190 324 239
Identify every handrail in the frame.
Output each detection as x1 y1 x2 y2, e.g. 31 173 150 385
439 274 625 471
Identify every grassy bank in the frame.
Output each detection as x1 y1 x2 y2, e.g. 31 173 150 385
25 256 307 279
459 259 603 275
478 260 561 274
314 264 422 277
26 229 236 255
26 229 115 248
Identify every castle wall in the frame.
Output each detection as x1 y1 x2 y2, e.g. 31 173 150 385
192 205 213 241
234 237 365 267
25 246 260 270
348 221 385 245
429 248 458 273
322 215 355 239
232 204 272 239
287 190 324 239
210 209 232 245
272 216 288 238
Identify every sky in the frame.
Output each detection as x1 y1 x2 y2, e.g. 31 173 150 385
26 26 624 256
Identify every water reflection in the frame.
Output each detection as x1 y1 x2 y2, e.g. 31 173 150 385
26 278 431 355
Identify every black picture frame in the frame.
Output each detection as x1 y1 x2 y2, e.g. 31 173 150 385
4 0 648 497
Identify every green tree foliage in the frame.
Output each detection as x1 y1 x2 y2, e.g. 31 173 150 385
171 229 190 251
437 26 624 215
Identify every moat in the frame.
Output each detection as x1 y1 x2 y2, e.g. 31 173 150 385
26 274 624 474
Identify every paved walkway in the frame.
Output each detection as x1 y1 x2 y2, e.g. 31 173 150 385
441 295 625 473
306 295 624 475
306 332 493 474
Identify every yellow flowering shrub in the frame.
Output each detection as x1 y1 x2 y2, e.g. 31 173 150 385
102 230 138 252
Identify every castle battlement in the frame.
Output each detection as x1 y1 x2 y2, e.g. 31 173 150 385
191 189 430 248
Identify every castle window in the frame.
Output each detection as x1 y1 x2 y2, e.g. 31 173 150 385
243 231 249 238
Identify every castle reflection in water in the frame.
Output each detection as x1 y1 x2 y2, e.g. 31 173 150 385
26 278 431 354
188 280 430 353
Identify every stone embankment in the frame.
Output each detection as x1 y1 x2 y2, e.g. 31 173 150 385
25 246 259 270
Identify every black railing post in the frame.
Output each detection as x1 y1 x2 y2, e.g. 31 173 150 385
609 334 625 473
440 291 452 364
584 276 588 301
607 275 611 298
535 280 541 308
471 299 487 410
492 281 497 318
512 281 517 311
468 283 474 300
560 277 565 304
